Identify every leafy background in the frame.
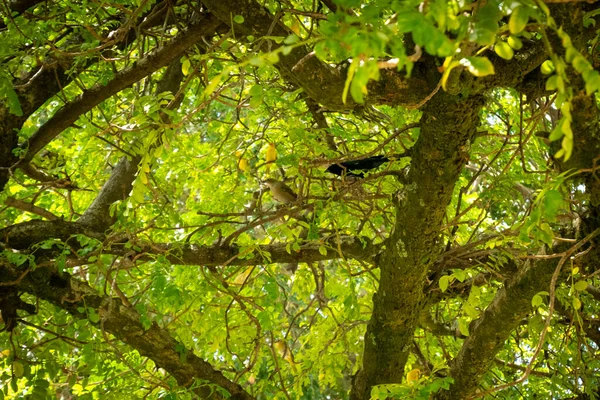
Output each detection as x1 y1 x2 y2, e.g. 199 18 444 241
1 0 600 399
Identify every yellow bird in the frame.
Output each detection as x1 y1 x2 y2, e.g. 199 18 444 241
406 368 420 384
265 143 276 172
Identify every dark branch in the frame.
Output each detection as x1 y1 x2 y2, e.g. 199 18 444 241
17 15 221 165
0 261 254 399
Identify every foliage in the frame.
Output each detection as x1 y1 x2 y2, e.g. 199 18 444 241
0 0 599 399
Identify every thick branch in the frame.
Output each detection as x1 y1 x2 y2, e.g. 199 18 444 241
0 219 379 265
77 156 140 231
200 0 432 110
435 256 558 400
0 0 44 30
0 1 176 192
17 15 220 165
0 261 253 399
351 93 485 399
111 235 378 266
79 58 185 231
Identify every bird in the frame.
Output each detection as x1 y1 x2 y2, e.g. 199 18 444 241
326 155 390 178
263 178 298 203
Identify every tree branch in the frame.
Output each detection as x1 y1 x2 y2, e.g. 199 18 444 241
4 197 59 221
351 93 486 400
200 0 432 110
77 156 140 231
0 261 254 399
0 218 379 266
17 15 221 165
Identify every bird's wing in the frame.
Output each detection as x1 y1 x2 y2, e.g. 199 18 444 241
279 183 298 200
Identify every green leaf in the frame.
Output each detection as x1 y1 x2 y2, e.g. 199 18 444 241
584 70 600 95
545 75 558 91
131 182 145 203
0 75 23 116
249 84 264 108
318 246 327 256
13 361 24 378
284 34 299 45
494 41 514 60
181 58 191 76
539 222 554 246
439 275 450 292
249 57 264 67
458 319 469 336
265 52 280 63
462 57 495 77
507 36 523 50
233 15 245 24
342 57 359 104
532 294 543 307
478 4 502 21
88 309 100 323
561 129 574 160
574 280 588 291
395 11 424 32
543 190 564 222
509 6 529 34
572 56 591 74
540 60 555 74
453 270 466 282
472 28 496 46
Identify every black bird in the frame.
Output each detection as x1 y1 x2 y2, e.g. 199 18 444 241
326 155 390 178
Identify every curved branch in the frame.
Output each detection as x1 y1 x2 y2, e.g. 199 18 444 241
200 0 432 110
17 15 221 164
0 261 254 399
4 197 59 220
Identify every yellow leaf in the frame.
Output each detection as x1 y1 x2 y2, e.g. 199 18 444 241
232 266 253 285
274 340 298 372
181 58 191 76
291 19 301 35
266 143 277 163
407 368 420 384
238 158 249 172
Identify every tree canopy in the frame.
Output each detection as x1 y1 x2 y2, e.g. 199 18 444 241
1 0 600 399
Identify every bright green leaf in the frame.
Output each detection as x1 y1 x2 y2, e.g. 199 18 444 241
494 41 514 60
462 57 495 77
509 6 529 34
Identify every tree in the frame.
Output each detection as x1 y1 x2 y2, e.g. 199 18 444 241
1 0 599 398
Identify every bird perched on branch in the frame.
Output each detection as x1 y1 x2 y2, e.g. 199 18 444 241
326 155 390 178
263 178 298 203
